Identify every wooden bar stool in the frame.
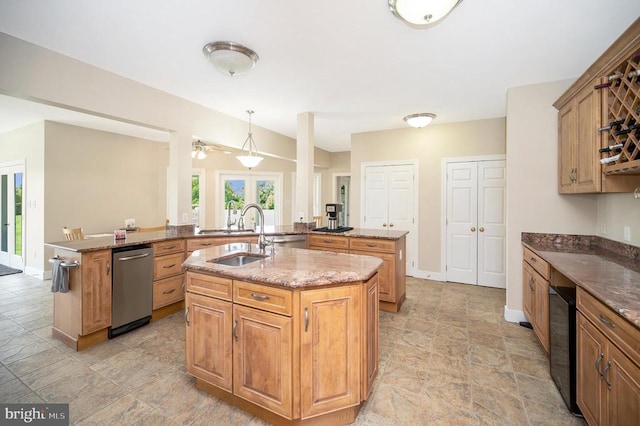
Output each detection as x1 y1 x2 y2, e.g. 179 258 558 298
62 227 85 240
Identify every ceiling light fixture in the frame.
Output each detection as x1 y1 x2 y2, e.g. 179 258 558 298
404 113 436 128
192 140 207 160
202 41 259 77
389 0 463 27
237 110 263 169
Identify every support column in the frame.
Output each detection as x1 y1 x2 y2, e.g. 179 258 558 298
166 131 193 233
295 112 315 228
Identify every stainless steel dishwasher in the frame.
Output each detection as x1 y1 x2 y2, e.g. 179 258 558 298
110 244 154 338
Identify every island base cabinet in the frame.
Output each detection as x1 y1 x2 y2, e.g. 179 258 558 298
185 292 233 392
577 312 640 425
301 285 361 419
233 304 293 419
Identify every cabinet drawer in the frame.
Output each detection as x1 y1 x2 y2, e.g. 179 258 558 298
153 275 184 309
577 287 640 367
523 247 550 280
308 234 349 251
153 252 184 280
186 237 257 253
186 271 232 301
153 239 185 257
233 281 292 316
349 238 395 253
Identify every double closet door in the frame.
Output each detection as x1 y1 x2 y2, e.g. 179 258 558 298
446 160 505 288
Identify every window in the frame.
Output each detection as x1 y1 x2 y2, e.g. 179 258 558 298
192 169 205 228
219 172 282 228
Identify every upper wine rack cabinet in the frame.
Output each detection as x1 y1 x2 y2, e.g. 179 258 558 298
598 47 640 175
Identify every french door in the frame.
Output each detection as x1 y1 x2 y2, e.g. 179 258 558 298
219 172 282 229
0 163 24 269
445 159 505 288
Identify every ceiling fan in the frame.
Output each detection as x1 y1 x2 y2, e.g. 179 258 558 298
192 139 232 159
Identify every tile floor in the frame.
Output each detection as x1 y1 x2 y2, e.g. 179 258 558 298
0 273 585 425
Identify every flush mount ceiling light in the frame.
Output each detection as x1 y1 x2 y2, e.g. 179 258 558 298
202 41 259 77
192 140 207 160
389 0 463 27
404 113 436 128
237 110 263 169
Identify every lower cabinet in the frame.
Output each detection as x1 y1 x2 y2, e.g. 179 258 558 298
577 288 640 425
522 247 550 353
185 271 376 424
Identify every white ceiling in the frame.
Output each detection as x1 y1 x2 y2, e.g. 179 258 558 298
0 0 639 152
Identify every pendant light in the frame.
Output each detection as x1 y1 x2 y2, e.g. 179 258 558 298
389 0 463 27
237 110 263 169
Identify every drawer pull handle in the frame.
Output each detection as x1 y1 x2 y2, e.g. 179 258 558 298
233 320 238 342
163 245 176 250
323 239 334 243
598 314 616 328
184 307 190 326
202 243 213 246
366 243 377 247
163 264 176 269
304 307 309 332
595 353 604 377
529 257 537 262
163 289 176 295
250 293 270 301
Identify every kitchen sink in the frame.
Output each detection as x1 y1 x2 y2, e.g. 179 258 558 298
208 252 268 267
198 228 256 235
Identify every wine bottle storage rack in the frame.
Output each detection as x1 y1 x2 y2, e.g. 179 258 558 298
601 47 640 175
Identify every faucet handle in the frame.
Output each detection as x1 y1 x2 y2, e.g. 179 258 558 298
238 217 244 230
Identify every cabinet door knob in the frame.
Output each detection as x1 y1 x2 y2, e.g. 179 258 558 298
470 227 476 232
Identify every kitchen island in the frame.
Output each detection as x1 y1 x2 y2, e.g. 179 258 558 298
182 242 382 426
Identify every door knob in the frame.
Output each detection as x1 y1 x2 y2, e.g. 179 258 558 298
382 223 387 227
470 227 476 232
479 227 485 232
389 223 394 227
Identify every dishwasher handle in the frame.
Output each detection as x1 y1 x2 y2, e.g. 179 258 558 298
118 253 151 262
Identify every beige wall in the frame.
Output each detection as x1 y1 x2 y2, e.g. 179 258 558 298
0 122 45 277
597 194 640 245
351 118 506 274
505 79 598 320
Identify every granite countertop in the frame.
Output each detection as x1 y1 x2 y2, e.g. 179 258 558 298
182 242 384 288
522 233 640 329
309 227 408 239
46 225 408 252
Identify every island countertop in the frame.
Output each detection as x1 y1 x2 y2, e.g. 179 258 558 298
182 242 384 288
522 233 640 329
45 225 408 253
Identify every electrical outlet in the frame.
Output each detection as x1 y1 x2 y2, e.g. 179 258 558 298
624 226 631 241
182 213 189 223
601 223 607 234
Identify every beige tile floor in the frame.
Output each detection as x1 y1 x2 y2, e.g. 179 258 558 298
0 273 585 425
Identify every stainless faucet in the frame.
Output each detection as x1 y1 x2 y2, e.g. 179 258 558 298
226 201 237 230
240 203 271 253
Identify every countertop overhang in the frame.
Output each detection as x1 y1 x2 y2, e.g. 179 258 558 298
522 234 640 329
182 243 384 288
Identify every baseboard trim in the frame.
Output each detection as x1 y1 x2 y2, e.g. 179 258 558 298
24 266 46 280
504 305 526 324
412 270 445 282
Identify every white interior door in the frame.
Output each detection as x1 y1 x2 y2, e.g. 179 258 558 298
363 164 416 276
0 164 24 269
477 161 506 287
446 162 478 285
445 159 505 288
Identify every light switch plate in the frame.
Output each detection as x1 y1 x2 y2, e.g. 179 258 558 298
624 226 631 241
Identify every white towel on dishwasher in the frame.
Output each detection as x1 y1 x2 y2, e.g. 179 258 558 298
51 259 69 293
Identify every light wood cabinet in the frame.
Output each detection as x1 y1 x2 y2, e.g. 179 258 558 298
151 239 185 315
522 247 549 353
81 250 112 335
557 83 601 193
576 287 640 425
554 18 640 193
310 234 406 312
185 270 377 425
52 249 112 350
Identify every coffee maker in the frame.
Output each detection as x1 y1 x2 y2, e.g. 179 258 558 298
325 203 342 230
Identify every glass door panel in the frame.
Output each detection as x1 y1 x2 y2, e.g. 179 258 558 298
220 173 282 229
0 164 24 269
